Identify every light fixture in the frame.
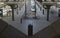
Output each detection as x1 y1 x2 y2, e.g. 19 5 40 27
0 2 4 4
57 2 60 4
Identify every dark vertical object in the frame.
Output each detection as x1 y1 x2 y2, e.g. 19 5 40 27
37 0 42 3
8 4 15 21
12 5 15 21
14 0 19 2
34 0 37 19
20 18 22 23
14 0 16 1
43 5 44 15
28 24 33 36
47 8 49 21
0 9 3 17
6 0 9 2
58 9 60 17
25 0 26 18
51 0 54 2
40 6 41 10
43 9 44 14
40 0 42 3
17 5 18 14
44 0 47 1
46 5 51 21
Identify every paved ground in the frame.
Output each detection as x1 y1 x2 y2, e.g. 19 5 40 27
1 0 59 36
0 19 28 38
0 17 60 38
0 1 60 38
32 18 60 38
0 0 60 38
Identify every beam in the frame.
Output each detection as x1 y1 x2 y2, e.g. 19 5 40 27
4 2 23 4
8 4 15 21
12 5 14 21
42 2 57 5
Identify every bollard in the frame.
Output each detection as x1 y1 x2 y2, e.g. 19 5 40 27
21 18 22 23
43 9 44 15
58 9 60 17
28 24 33 36
0 9 3 17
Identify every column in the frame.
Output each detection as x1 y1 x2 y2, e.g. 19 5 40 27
43 5 44 15
46 5 51 21
25 0 26 18
34 0 37 19
12 5 15 21
9 4 15 21
6 0 9 2
58 9 60 17
51 0 54 2
47 8 49 21
17 5 18 14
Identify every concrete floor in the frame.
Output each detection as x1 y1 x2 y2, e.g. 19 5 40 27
0 0 60 38
0 17 60 38
1 0 59 36
32 18 60 38
0 19 28 38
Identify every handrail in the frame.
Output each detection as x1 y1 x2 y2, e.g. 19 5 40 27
35 1 44 10
35 1 42 8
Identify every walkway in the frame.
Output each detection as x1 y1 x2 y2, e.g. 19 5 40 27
0 19 28 38
1 0 59 36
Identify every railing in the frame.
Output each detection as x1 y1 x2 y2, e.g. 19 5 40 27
35 1 43 10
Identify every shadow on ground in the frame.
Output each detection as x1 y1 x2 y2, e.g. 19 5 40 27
0 18 60 38
0 19 28 38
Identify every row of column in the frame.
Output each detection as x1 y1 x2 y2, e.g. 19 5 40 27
43 5 60 21
36 1 60 21
9 0 60 22
7 4 18 21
